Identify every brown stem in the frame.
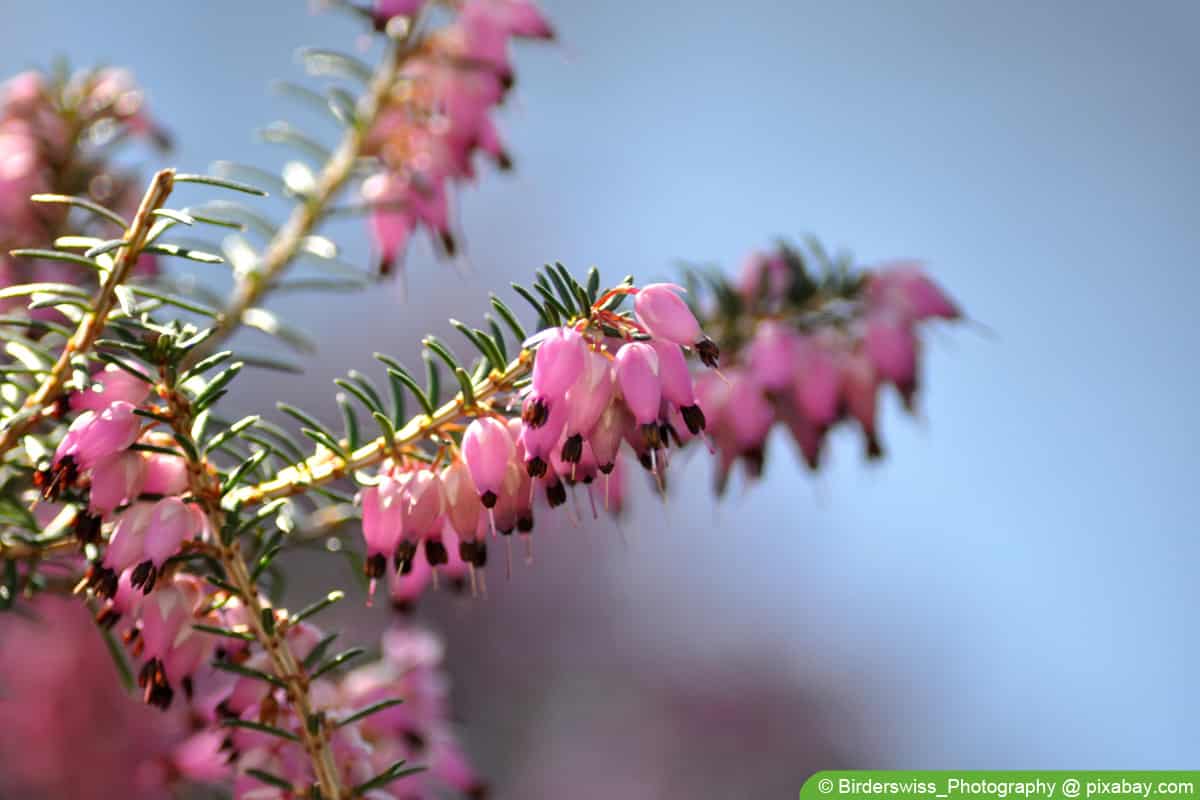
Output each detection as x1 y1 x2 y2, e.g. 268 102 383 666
160 384 346 799
0 168 176 457
231 352 532 507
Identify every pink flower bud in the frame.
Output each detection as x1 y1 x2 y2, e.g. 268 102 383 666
564 348 614 436
747 320 800 391
88 450 146 516
58 400 141 470
614 342 661 425
531 326 587 397
518 392 567 476
634 283 701 346
361 476 406 577
587 400 630 472
104 501 154 572
651 340 695 407
70 364 151 412
461 417 515 506
440 460 481 539
136 448 188 496
405 469 445 538
144 497 196 566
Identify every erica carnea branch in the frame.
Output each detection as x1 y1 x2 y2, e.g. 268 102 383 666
0 169 175 457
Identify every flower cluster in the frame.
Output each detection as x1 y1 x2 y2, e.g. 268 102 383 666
0 67 165 314
0 592 477 799
362 0 552 271
358 282 714 602
34 365 201 600
696 246 961 488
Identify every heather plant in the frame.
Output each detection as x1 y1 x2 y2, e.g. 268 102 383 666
0 3 960 798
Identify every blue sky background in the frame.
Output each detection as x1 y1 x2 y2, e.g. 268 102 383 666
4 0 1199 780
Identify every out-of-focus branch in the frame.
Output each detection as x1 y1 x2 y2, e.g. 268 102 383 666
183 32 415 369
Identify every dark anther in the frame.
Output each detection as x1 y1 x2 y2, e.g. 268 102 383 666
87 563 119 599
139 658 174 711
640 423 661 450
865 433 884 461
695 337 720 369
402 730 427 752
36 456 78 501
440 230 457 257
560 433 584 464
480 490 498 509
74 511 103 545
599 461 615 475
51 395 70 419
425 539 448 566
394 540 418 574
637 451 654 472
468 783 492 800
742 447 765 478
364 553 387 580
522 396 549 428
130 560 158 595
517 514 534 533
526 456 548 478
95 606 120 630
659 421 679 448
680 404 706 435
458 539 489 567
544 480 567 508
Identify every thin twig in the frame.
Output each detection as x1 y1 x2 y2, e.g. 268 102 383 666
0 169 176 457
161 379 346 799
232 351 533 507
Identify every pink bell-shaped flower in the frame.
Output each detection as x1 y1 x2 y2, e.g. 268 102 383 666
519 391 567 477
140 450 189 496
440 460 480 540
405 469 445 538
615 342 662 426
461 416 515 507
531 326 587 398
587 400 631 473
70 364 151 413
57 400 141 470
143 496 196 567
361 475 406 582
633 283 701 346
652 340 706 435
88 450 146 516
